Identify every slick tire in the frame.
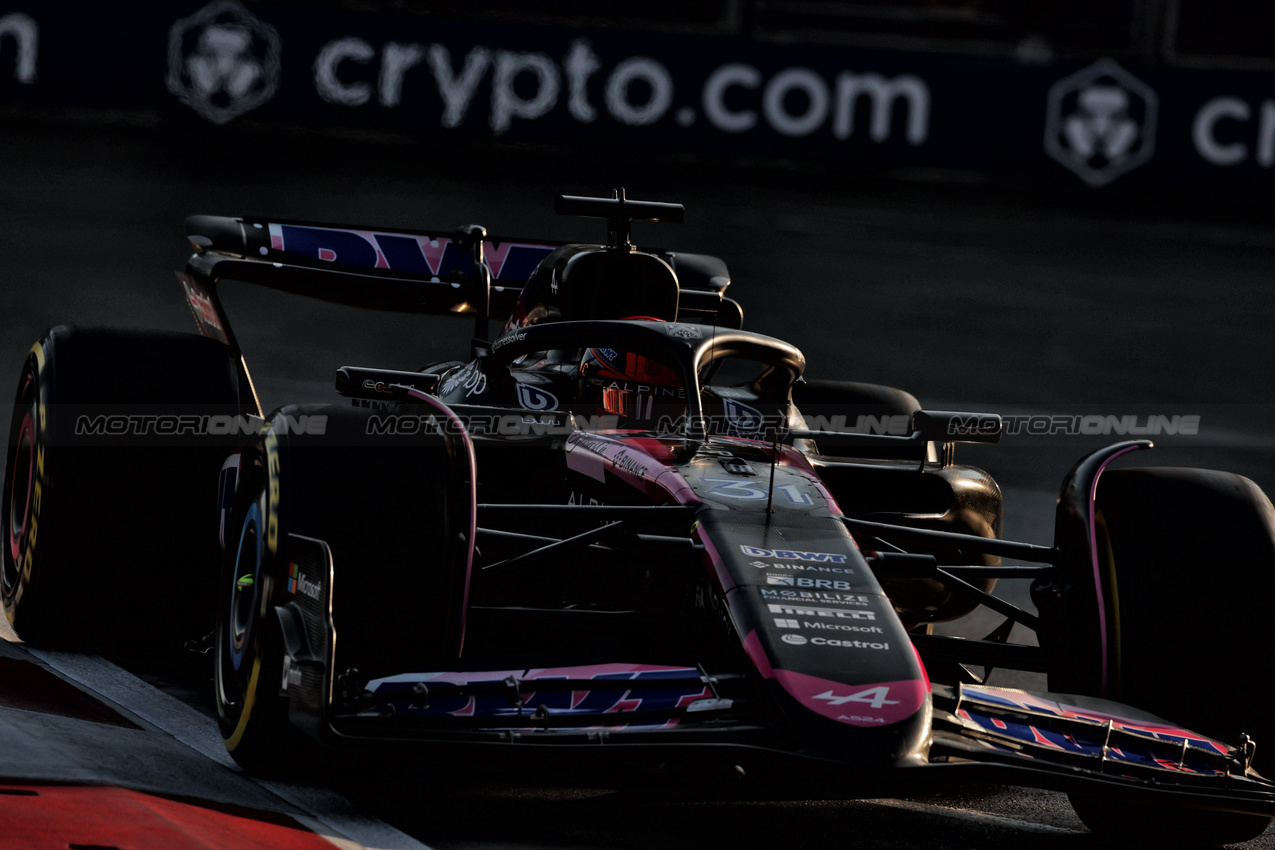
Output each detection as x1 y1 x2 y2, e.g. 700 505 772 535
2 326 243 649
214 445 298 773
1087 468 1275 752
215 404 473 769
1058 467 1275 842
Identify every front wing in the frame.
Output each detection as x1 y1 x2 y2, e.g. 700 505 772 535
272 533 1275 815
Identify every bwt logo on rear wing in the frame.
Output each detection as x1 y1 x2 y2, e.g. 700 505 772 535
182 215 562 328
266 222 558 281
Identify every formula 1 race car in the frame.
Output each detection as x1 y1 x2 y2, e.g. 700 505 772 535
5 192 1275 845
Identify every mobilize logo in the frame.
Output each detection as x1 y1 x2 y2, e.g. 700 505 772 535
759 588 872 605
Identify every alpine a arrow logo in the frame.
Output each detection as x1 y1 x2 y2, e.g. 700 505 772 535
167 1 282 124
813 686 899 708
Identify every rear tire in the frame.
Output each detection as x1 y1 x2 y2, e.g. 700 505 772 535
2 326 244 648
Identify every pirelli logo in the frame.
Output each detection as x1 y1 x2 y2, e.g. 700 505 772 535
768 603 875 621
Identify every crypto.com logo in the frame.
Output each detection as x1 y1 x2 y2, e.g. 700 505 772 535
1044 59 1158 187
167 1 281 124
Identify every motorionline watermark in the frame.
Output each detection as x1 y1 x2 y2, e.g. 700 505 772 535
75 413 288 437
79 411 1202 439
996 413 1200 437
790 410 1202 439
363 412 612 436
797 414 912 436
64 411 596 442
781 407 1206 441
46 405 1213 446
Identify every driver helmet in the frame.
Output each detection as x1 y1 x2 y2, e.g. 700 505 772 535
578 320 684 425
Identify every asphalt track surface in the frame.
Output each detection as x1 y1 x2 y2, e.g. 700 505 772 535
3 114 1275 848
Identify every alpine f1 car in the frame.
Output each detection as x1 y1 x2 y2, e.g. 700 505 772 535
6 191 1275 844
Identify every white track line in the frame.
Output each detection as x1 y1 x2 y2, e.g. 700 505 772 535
26 647 432 850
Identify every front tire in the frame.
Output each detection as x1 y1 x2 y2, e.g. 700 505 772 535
214 403 473 768
215 450 295 771
1036 466 1275 843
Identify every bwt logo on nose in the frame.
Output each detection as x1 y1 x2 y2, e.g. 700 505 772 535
741 545 847 564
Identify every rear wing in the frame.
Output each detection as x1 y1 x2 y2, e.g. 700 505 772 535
180 214 741 350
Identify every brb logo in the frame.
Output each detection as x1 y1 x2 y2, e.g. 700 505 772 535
1044 59 1158 187
167 1 282 124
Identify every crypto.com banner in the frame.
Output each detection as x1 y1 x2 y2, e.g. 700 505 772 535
2 1 1273 190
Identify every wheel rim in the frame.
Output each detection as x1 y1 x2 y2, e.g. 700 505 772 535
218 500 265 712
7 413 34 561
2 369 36 599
